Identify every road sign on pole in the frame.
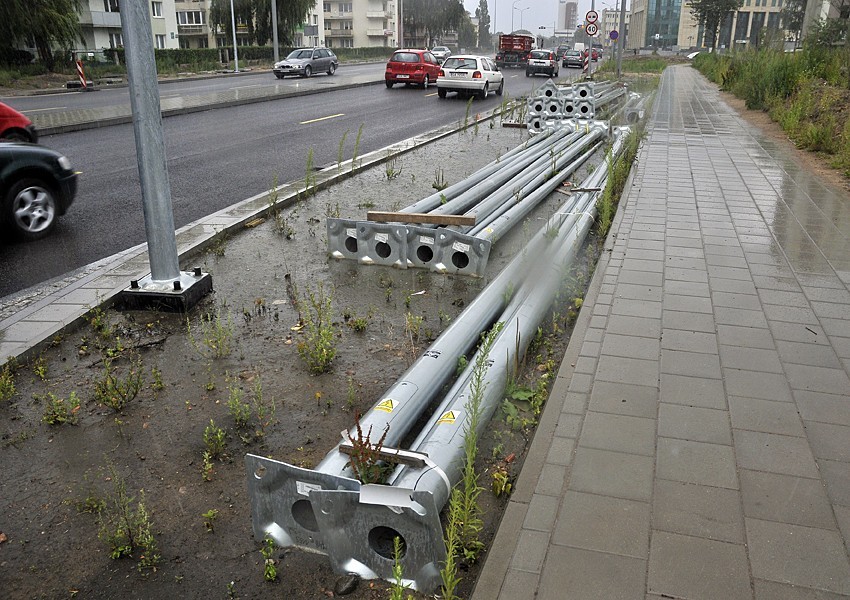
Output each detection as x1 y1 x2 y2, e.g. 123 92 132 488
586 10 599 23
610 30 619 40
586 23 599 36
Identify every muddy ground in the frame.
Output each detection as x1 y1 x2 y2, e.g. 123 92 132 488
1 117 605 599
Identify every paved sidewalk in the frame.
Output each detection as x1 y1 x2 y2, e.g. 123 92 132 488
473 65 850 599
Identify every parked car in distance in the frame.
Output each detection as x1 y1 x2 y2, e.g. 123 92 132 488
555 45 571 61
385 49 441 88
431 46 452 62
437 55 504 100
0 142 78 241
0 102 38 143
563 49 584 68
591 48 600 61
526 49 559 77
273 47 338 78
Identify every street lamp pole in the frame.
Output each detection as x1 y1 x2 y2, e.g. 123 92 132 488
511 0 521 32
519 7 529 30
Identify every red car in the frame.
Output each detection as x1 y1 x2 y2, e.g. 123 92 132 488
385 49 442 89
0 101 38 143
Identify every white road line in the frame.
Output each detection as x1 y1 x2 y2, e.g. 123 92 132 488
21 107 67 113
300 113 345 124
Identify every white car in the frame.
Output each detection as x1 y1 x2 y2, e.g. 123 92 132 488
431 46 452 62
437 55 504 100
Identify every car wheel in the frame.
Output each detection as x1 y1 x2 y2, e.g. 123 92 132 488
386 80 394 88
304 65 312 77
423 74 430 89
327 63 336 75
525 70 531 77
1 130 33 142
478 82 488 100
496 79 504 96
437 87 447 98
4 178 58 241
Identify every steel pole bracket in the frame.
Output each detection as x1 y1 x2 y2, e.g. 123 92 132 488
405 225 440 269
356 222 408 268
327 218 361 260
432 230 491 277
311 486 445 594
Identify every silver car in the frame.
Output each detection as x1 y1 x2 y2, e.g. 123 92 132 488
273 48 338 79
431 46 452 63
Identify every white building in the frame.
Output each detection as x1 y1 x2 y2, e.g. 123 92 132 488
600 8 629 51
79 0 180 50
322 0 399 48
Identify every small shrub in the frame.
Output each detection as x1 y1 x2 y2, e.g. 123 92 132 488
296 283 337 374
0 364 15 401
345 413 391 484
203 419 227 459
187 304 234 359
94 358 144 411
41 391 81 425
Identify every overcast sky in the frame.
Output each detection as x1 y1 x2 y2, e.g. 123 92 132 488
462 0 627 36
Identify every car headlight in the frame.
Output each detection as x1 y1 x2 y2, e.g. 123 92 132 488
58 156 72 171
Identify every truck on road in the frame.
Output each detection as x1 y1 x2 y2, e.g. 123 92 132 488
495 34 534 69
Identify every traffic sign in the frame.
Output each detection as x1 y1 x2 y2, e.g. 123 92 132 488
610 30 619 40
586 23 599 36
586 10 599 23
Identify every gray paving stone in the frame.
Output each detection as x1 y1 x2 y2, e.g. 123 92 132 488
776 340 843 368
724 368 793 402
595 354 659 388
710 277 758 295
652 479 745 543
711 291 763 311
836 505 850 554
739 469 837 530
535 463 567 497
660 373 727 409
733 429 820 478
615 282 663 302
561 391 587 415
554 413 583 438
569 447 654 501
819 458 850 506
656 437 738 488
573 356 597 375
523 493 560 532
580 412 657 456
747 518 850 594
666 245 705 259
719 345 783 373
568 372 594 393
752 274 801 292
623 258 665 273
606 314 662 339
804 421 850 462
553 491 650 558
663 279 711 297
785 363 850 395
769 320 829 345
757 289 810 307
546 435 577 466
753 579 850 600
602 333 661 360
661 329 718 354
764 304 820 325
647 531 751 600
510 529 551 574
618 269 664 286
795 390 850 427
716 324 776 350
496 569 539 600
658 403 731 445
708 265 752 282
588 381 659 418
661 349 722 379
665 266 709 283
611 298 663 319
715 306 770 328
802 286 850 304
662 310 716 333
537 546 646 600
728 396 805 436
663 293 713 314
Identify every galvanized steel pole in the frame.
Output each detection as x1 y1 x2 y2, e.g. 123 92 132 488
120 0 180 283
230 0 240 72
271 0 279 64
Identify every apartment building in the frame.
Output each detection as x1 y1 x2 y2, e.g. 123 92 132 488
79 0 180 50
600 8 629 51
322 0 398 48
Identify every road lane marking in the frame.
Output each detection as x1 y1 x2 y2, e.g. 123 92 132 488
233 84 264 90
300 113 345 124
425 92 438 97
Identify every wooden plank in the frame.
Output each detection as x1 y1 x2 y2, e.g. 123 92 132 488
366 211 477 226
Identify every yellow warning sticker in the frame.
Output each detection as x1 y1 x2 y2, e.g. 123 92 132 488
437 410 458 425
374 399 397 413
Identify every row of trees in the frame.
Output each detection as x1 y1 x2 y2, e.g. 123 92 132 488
1 0 84 70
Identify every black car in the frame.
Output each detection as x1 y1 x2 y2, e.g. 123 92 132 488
563 50 584 68
1 142 78 241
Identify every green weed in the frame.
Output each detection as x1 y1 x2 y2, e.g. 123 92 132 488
227 381 252 429
432 168 448 191
261 535 278 581
40 391 81 426
296 283 337 374
351 123 364 173
345 413 391 484
94 357 144 412
187 304 234 359
203 419 227 460
202 508 219 532
390 536 412 600
0 364 15 401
